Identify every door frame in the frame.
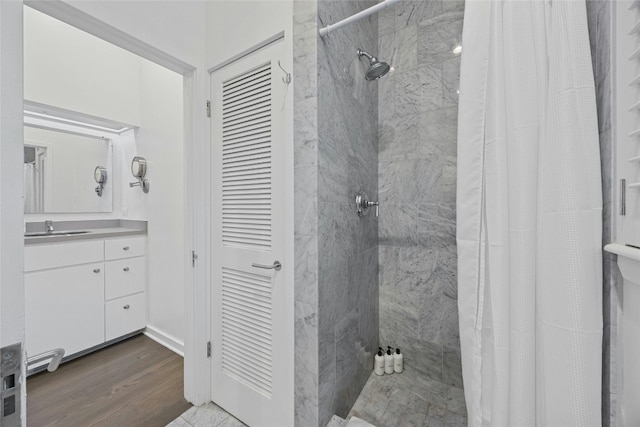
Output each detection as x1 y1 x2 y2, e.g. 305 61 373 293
10 0 212 412
207 32 295 423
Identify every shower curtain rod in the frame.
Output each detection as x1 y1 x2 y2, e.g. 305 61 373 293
318 0 401 37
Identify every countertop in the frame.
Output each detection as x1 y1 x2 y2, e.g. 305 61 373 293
24 219 147 245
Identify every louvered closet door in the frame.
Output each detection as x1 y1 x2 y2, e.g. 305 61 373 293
617 1 640 246
210 39 291 427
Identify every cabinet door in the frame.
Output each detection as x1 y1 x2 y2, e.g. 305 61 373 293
25 263 105 358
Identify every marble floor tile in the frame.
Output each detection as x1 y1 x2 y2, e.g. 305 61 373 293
165 417 192 427
327 414 349 427
346 366 466 427
400 394 430 426
424 404 467 427
442 346 463 389
168 402 247 427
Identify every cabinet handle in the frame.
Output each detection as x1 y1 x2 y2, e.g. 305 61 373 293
123 246 130 251
93 268 101 273
123 267 130 272
123 304 130 310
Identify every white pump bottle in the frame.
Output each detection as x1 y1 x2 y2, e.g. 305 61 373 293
374 347 385 376
393 348 403 373
384 347 394 374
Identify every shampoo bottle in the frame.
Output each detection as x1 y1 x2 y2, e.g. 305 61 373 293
393 348 404 373
384 347 394 374
374 347 385 376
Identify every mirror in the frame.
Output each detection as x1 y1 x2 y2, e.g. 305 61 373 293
24 125 112 213
94 166 107 184
129 156 149 193
94 166 107 197
131 156 146 178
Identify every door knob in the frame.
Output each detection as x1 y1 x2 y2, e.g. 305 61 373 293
252 260 282 271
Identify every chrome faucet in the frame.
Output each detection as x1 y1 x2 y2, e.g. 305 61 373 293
44 220 54 234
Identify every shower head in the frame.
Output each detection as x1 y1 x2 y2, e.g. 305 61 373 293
357 48 391 81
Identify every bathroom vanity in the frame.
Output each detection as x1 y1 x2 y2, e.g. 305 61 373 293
24 220 147 372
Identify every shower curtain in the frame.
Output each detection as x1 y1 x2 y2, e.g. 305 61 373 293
456 0 603 426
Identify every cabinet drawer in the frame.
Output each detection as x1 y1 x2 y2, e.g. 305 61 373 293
25 240 103 272
105 236 145 260
105 293 146 341
105 257 146 300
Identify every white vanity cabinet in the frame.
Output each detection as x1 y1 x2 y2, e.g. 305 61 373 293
25 235 146 364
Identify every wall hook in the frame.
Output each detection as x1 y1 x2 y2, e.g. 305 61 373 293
278 60 291 85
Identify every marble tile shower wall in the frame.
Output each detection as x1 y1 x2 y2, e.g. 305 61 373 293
316 1 379 426
585 1 618 426
293 1 380 426
293 1 320 426
377 0 464 387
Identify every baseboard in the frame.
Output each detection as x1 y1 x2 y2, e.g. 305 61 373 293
144 326 184 357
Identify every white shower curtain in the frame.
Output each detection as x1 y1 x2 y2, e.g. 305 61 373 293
456 0 603 426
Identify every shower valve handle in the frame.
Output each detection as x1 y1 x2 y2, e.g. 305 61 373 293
355 191 379 218
366 200 379 217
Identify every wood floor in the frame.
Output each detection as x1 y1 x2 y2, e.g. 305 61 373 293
27 334 192 427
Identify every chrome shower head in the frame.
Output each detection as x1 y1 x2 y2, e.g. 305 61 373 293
357 48 391 81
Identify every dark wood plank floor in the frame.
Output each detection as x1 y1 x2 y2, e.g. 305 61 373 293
27 334 192 427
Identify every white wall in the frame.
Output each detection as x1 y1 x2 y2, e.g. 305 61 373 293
24 7 141 126
206 1 293 66
64 0 206 70
134 61 185 349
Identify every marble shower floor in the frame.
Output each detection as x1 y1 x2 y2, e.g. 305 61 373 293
346 365 467 427
167 366 466 427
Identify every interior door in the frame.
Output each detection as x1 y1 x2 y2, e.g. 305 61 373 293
210 39 291 427
616 0 640 247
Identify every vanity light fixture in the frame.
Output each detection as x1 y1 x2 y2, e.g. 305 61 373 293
129 156 149 193
94 166 107 197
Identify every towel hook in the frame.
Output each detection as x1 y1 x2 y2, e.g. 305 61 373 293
277 60 291 85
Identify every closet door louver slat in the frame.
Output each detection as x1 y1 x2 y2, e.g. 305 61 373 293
221 63 272 252
221 267 273 398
